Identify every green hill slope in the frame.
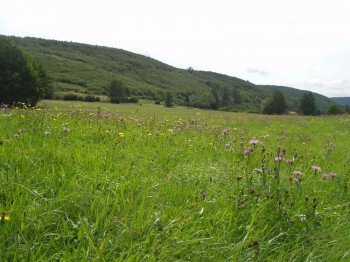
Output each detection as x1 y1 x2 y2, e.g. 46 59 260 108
2 35 335 112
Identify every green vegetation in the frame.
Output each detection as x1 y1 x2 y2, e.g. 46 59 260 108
164 91 174 107
1 35 337 113
0 37 52 106
300 92 317 115
108 80 128 104
1 100 350 260
262 90 287 115
327 103 345 115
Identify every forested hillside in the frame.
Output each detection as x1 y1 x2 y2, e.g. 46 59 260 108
2 35 335 112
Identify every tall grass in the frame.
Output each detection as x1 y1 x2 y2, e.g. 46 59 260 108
1 101 349 261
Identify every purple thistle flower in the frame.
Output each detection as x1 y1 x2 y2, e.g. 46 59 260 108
63 127 70 132
222 128 230 135
286 159 294 164
312 165 321 171
329 172 336 178
201 192 206 200
243 148 253 155
274 156 283 162
322 173 330 180
249 139 260 145
292 171 303 175
225 142 233 147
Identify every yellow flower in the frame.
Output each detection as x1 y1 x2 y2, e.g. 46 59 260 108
1 212 10 222
118 132 125 138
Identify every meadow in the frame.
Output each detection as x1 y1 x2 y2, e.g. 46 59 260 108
1 100 349 261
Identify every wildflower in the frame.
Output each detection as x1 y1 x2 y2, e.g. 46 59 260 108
14 133 19 138
249 139 259 145
274 156 283 162
222 128 230 135
225 142 233 147
243 148 253 155
322 173 336 180
292 171 303 176
253 168 263 174
329 172 336 178
322 173 330 180
312 165 321 171
118 132 125 138
44 131 51 136
286 159 294 164
63 127 70 132
290 177 300 184
201 192 206 200
1 211 10 222
147 132 152 136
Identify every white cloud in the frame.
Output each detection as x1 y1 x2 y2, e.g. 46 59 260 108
1 0 350 97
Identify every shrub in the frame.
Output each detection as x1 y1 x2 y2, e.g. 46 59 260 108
63 94 79 101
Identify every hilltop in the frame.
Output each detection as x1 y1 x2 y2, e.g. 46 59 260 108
2 35 335 112
332 97 350 105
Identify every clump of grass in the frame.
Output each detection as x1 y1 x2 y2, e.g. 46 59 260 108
0 101 349 260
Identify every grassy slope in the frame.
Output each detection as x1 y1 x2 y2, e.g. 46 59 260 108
3 35 335 112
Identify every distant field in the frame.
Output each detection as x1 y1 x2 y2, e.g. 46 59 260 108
1 100 349 260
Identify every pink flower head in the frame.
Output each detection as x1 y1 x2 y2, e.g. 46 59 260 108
225 142 233 147
222 128 230 135
312 165 321 171
286 159 294 164
292 171 303 176
63 127 70 132
274 156 283 162
329 172 336 178
322 173 330 180
243 148 253 155
249 139 260 145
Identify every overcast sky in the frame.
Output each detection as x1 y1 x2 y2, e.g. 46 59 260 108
1 0 350 97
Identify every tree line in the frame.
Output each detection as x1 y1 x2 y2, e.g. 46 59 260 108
0 37 53 106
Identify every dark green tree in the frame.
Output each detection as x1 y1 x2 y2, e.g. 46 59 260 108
222 87 231 107
164 91 174 107
197 91 216 109
210 88 220 110
0 37 52 105
299 92 316 115
262 90 287 114
345 105 350 114
327 103 345 115
232 88 242 105
108 80 126 103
